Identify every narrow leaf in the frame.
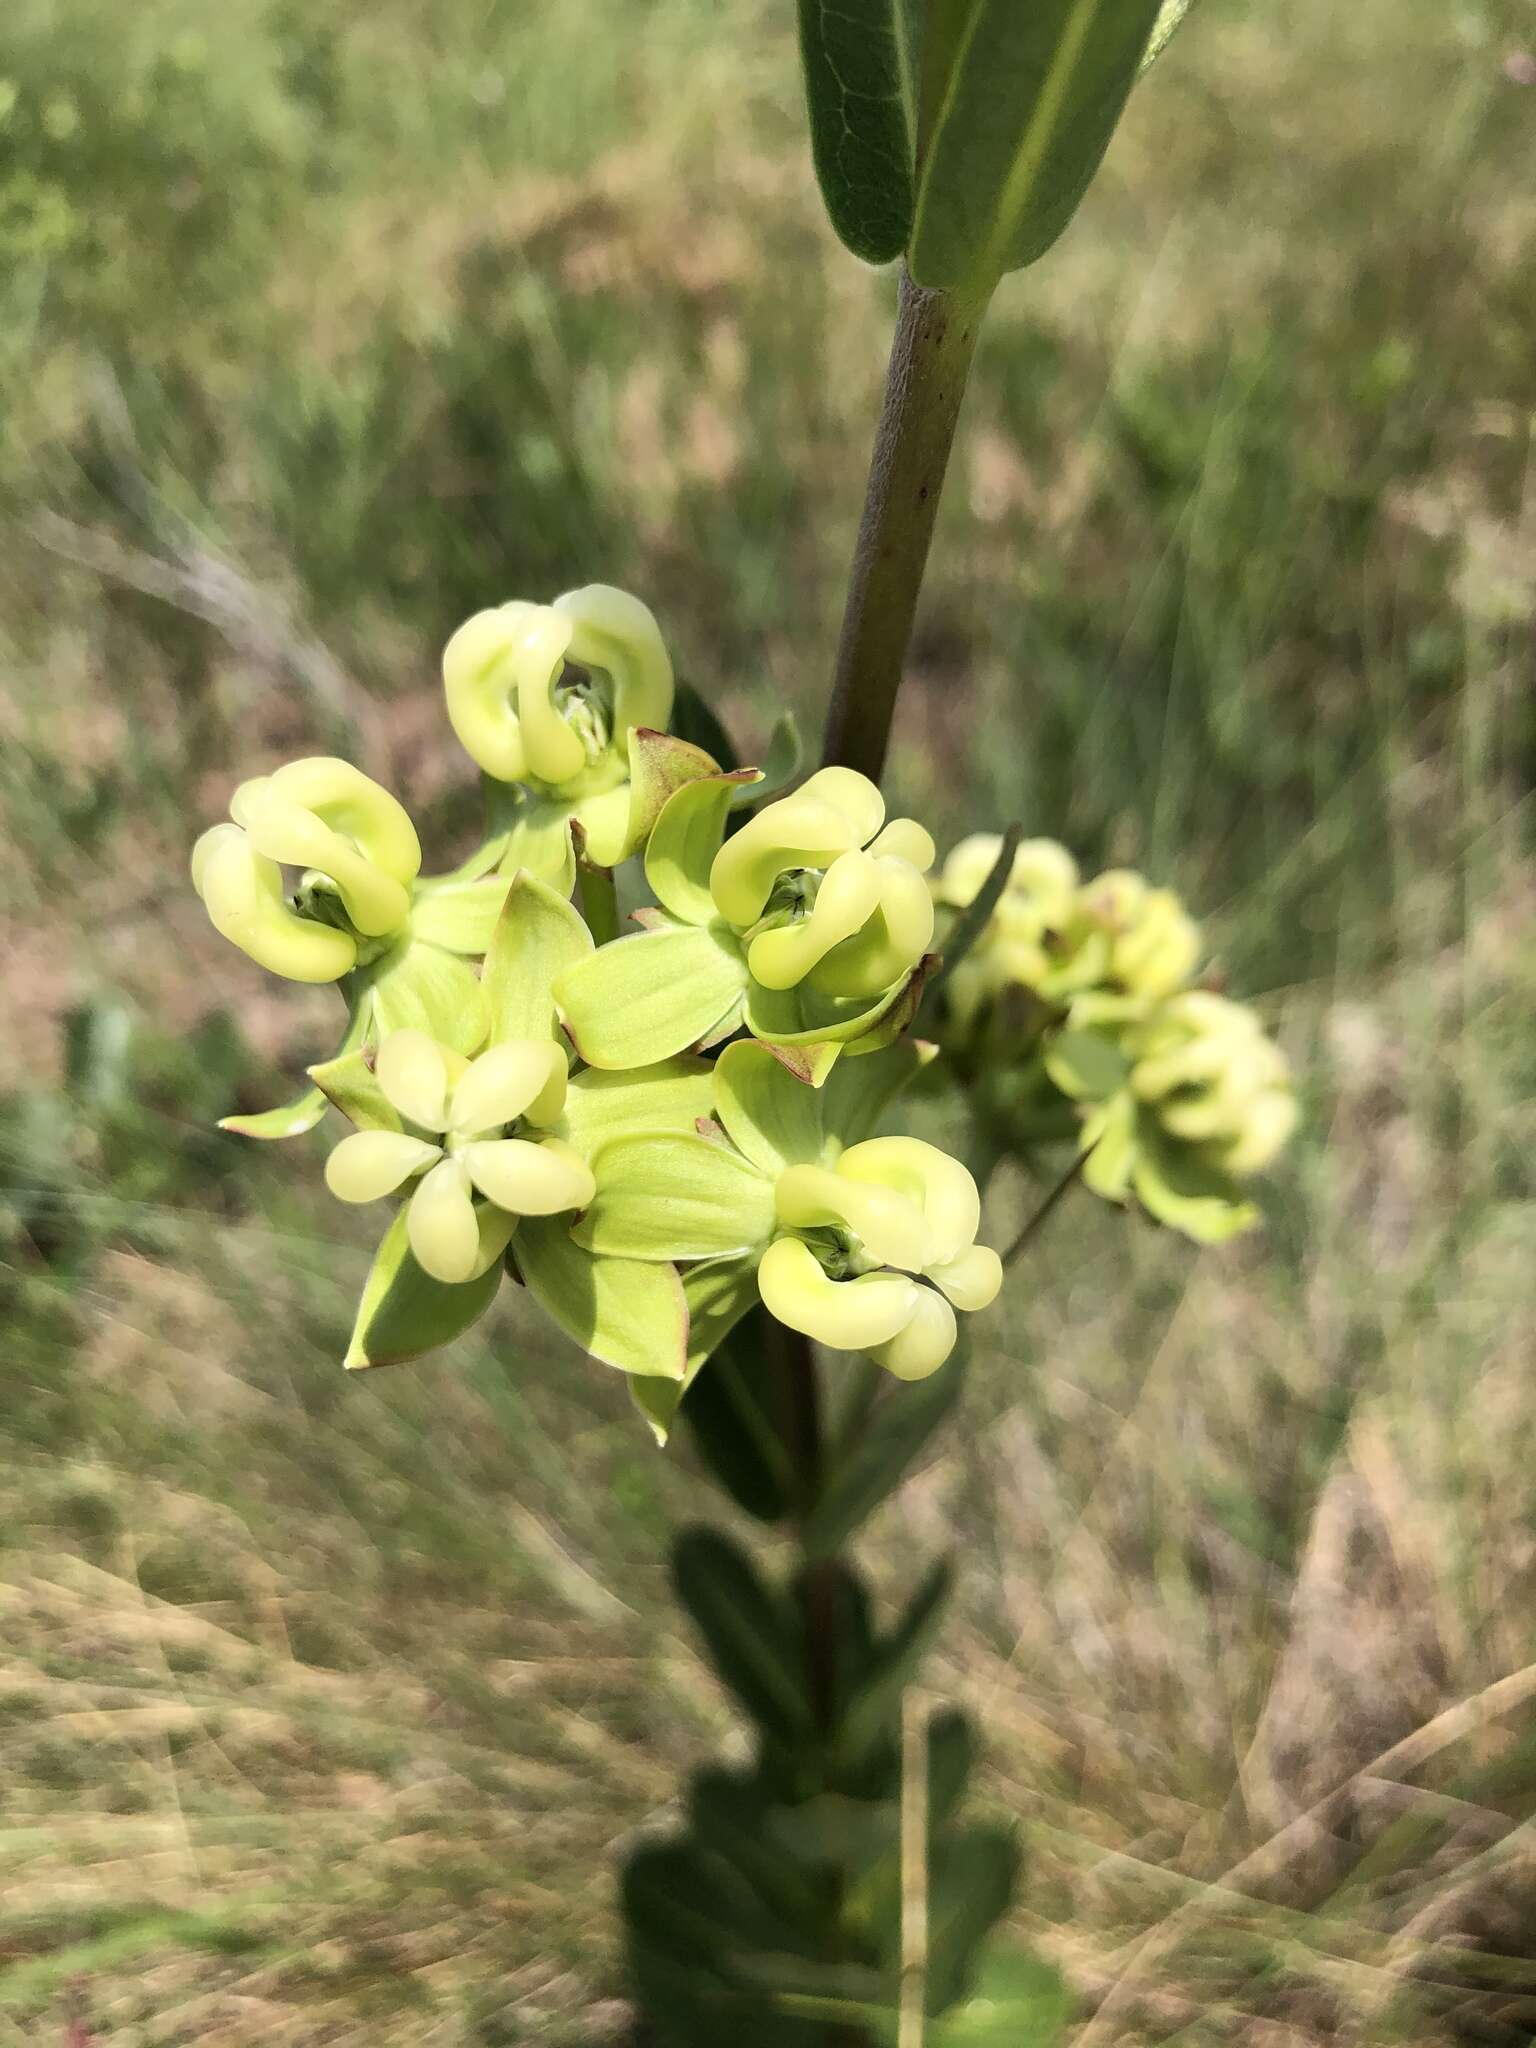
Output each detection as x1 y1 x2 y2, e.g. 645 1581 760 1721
679 1307 797 1519
925 824 1020 1000
797 0 920 264
909 0 1164 288
730 709 803 809
840 1558 953 1758
672 1526 814 1741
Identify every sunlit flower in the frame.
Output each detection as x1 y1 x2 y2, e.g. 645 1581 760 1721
555 766 936 1077
325 1028 593 1284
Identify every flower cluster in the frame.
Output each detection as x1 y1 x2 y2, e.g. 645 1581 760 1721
191 585 998 1437
933 834 1296 1241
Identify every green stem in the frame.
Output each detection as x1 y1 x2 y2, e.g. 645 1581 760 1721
820 267 992 782
576 862 619 947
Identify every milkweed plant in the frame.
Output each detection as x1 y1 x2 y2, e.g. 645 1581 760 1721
189 1 1292 2038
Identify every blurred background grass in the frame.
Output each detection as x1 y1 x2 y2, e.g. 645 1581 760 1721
2 0 1534 2039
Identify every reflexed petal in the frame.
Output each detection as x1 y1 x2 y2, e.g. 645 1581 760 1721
407 1157 482 1283
837 1136 980 1266
935 832 1005 909
867 817 936 870
773 1163 930 1274
192 824 357 983
573 1132 774 1260
325 1130 442 1203
461 1136 595 1216
364 941 490 1056
746 849 883 991
516 1216 688 1379
554 923 748 1070
925 1243 1002 1312
409 875 512 955
376 1029 454 1130
344 1206 502 1372
558 1057 717 1155
644 771 754 926
451 1040 567 1136
483 866 593 1046
868 1287 957 1380
570 784 633 869
713 1039 826 1176
757 1235 917 1352
1220 1089 1298 1176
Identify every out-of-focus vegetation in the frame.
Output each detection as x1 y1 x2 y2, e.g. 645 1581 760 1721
1 0 1534 2039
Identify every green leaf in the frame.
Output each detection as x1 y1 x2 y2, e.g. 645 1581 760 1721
1080 1091 1136 1200
797 0 919 264
840 1558 953 1759
645 771 760 925
634 1254 764 1445
926 1707 978 1829
731 709 803 810
344 1206 502 1370
1140 0 1197 72
574 1131 776 1261
407 873 510 954
1042 1027 1130 1102
515 1216 687 1378
714 1039 828 1177
1132 1126 1257 1244
219 1083 330 1141
923 1825 1027 2019
558 1057 716 1156
909 0 1164 289
364 940 489 1053
924 825 1020 1002
679 1307 797 1518
307 1048 401 1132
554 923 748 1070
482 868 592 1045
672 1526 814 1741
803 1347 965 1557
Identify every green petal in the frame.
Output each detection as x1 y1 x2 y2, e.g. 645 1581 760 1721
516 1217 687 1378
644 771 760 925
219 1083 331 1141
554 923 747 1070
742 968 910 1054
713 1039 827 1177
364 941 489 1055
624 727 728 864
1081 1093 1137 1201
500 794 577 896
557 1057 716 1157
308 1047 402 1133
1043 1027 1132 1103
482 869 593 1046
630 1252 761 1444
344 1206 502 1370
408 874 511 954
1132 1127 1258 1244
573 1131 775 1261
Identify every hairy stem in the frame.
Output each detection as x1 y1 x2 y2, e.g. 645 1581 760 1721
821 268 991 783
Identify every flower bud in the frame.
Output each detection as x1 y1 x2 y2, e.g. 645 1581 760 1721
442 583 673 797
1073 868 1200 1001
192 759 419 982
